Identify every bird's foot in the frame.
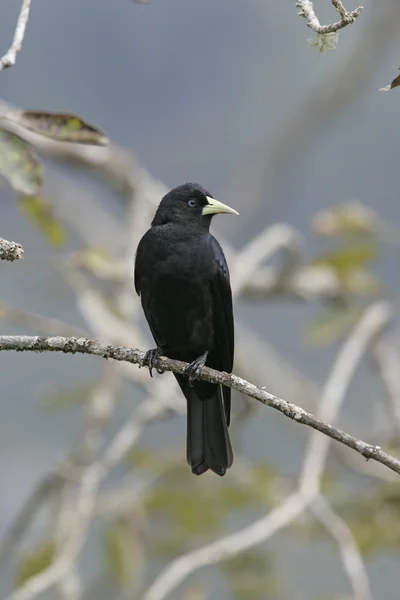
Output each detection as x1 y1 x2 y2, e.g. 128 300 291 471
184 351 208 386
142 347 164 377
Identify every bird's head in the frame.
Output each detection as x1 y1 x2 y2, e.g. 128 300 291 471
152 182 239 229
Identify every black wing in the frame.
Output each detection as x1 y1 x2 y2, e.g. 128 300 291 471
208 236 234 425
134 233 147 297
134 231 163 348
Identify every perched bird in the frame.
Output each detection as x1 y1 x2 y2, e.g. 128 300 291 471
134 182 238 476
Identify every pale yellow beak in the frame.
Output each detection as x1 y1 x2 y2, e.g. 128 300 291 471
202 196 239 216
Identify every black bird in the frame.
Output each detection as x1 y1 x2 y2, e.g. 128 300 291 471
134 182 238 476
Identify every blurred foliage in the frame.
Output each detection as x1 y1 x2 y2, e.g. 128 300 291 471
17 195 67 247
343 483 400 556
312 202 378 237
15 540 55 586
70 248 124 282
0 130 41 194
39 381 96 409
307 305 363 346
305 484 400 556
104 517 144 589
307 202 382 345
310 241 379 287
222 552 279 599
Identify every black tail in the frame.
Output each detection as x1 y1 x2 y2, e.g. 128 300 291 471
175 375 233 476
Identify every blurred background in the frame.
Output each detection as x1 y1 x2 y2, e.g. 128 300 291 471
1 0 400 599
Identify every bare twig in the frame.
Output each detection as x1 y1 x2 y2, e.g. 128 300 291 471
296 0 363 34
311 496 372 600
0 305 398 475
0 238 24 261
0 0 32 71
141 301 386 600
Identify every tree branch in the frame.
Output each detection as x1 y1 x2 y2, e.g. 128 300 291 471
0 238 24 261
296 0 363 34
0 306 399 478
0 0 32 71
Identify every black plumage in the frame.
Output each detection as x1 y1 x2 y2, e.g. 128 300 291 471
134 182 238 476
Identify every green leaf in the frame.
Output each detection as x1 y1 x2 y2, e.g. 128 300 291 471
307 305 363 346
15 111 109 145
104 520 142 589
0 128 42 194
17 195 66 247
15 541 55 586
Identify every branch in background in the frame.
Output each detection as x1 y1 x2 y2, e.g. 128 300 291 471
0 302 85 337
370 336 400 435
0 0 32 71
230 223 300 296
296 0 363 35
0 238 24 261
0 305 399 478
0 475 65 567
3 397 174 600
311 496 372 600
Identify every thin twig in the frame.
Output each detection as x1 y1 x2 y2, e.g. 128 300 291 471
0 238 24 261
0 305 397 476
311 496 372 600
296 0 363 34
0 0 32 71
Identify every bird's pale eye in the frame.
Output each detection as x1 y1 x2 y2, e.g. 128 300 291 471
187 199 197 208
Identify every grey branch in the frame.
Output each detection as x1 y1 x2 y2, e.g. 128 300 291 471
0 322 400 477
0 0 32 71
0 238 24 261
296 0 363 34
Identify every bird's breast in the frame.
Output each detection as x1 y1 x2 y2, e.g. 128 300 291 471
141 257 214 356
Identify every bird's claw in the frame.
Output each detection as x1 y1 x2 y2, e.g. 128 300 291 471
184 352 208 386
143 347 164 377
